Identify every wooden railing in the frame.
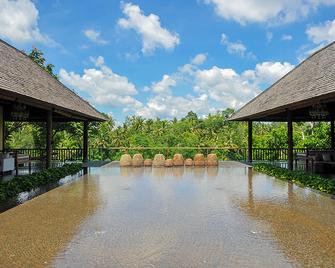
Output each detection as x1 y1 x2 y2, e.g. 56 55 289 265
6 148 83 162
252 148 307 161
4 147 310 162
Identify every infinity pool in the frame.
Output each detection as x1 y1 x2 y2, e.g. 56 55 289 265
0 162 335 267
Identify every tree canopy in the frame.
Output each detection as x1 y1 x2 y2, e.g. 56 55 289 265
6 48 331 159
28 47 58 79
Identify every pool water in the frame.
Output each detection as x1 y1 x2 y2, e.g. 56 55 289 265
0 161 335 267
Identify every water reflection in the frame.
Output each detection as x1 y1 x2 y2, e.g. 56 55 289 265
120 166 133 177
0 174 101 268
152 167 166 178
172 167 184 177
1 163 335 267
207 167 219 177
131 167 144 177
239 168 335 267
247 167 254 210
193 167 205 178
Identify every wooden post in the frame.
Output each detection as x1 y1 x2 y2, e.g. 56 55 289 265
332 120 335 149
46 110 52 169
83 121 89 164
248 120 253 163
287 111 293 171
0 106 4 152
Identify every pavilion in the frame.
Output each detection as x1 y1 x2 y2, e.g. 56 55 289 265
230 41 335 170
0 39 106 169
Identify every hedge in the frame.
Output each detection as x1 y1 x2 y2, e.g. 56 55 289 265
253 163 335 195
0 163 82 203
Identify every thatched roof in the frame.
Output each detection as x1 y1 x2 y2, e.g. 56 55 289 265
230 41 335 121
0 39 106 121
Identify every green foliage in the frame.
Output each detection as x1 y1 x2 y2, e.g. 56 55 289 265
5 110 335 161
254 163 335 194
11 47 331 159
28 47 58 79
0 164 82 203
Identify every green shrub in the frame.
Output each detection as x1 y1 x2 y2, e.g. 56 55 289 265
253 163 335 195
0 163 82 203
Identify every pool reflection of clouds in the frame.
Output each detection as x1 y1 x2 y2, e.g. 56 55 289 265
2 162 334 267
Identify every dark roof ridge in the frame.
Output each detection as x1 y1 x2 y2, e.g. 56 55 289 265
0 38 106 121
230 41 335 120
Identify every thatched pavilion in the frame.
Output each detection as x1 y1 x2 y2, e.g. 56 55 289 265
230 41 335 170
0 39 105 168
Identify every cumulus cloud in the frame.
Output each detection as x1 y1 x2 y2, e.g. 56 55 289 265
221 33 255 59
194 67 259 108
135 94 214 119
194 61 294 109
0 0 55 44
84 29 109 45
282 34 293 41
249 61 295 84
191 53 207 65
60 54 295 119
203 0 335 25
135 58 294 118
306 19 335 44
118 2 180 54
298 19 335 61
59 56 142 109
145 75 177 95
266 31 273 42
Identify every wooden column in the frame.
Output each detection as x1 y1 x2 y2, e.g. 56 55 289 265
331 120 335 149
46 110 53 169
83 121 89 164
248 120 253 163
0 106 4 151
287 111 293 171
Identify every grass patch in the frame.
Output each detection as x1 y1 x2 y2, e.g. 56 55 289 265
0 163 82 203
253 163 335 195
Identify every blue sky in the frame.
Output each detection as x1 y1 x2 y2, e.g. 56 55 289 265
0 0 335 121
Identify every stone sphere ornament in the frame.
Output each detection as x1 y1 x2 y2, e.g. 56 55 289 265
120 154 132 167
173 154 184 166
132 154 144 167
194 154 205 166
184 158 194 166
153 154 165 167
207 154 218 166
165 159 174 167
144 159 153 167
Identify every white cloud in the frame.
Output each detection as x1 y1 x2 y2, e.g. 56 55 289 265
266 31 273 42
194 67 259 108
136 59 294 118
84 29 109 45
135 94 214 119
221 33 255 58
298 19 335 61
59 56 141 109
0 0 54 44
145 75 177 95
249 61 295 84
118 2 180 54
203 0 335 25
306 19 335 44
194 61 294 109
60 54 295 120
191 53 207 65
282 34 293 41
